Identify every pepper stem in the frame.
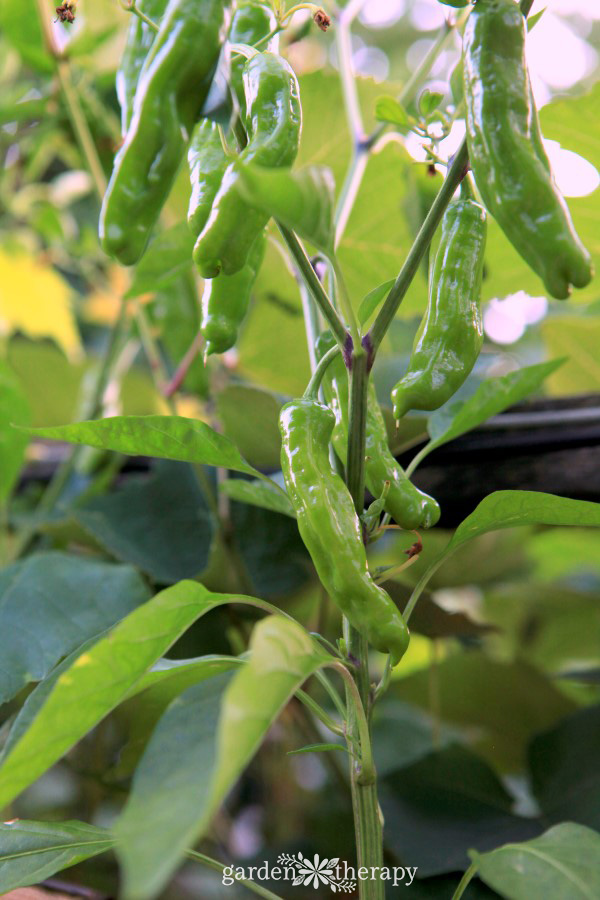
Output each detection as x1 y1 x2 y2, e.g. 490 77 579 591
303 344 341 399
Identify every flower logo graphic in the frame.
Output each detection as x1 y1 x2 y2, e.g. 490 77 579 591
277 852 355 893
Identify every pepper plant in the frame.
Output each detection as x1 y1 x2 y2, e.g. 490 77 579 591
1 1 600 899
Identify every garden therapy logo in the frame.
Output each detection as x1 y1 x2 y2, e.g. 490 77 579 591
221 853 418 890
278 852 355 892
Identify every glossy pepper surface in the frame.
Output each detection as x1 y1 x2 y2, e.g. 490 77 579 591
200 230 266 356
229 1 277 110
193 51 302 279
279 398 410 663
463 0 592 299
116 0 168 135
100 0 230 266
316 332 440 530
392 198 487 420
186 2 276 241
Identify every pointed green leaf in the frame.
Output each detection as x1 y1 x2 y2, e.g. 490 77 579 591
0 359 30 503
237 163 335 253
410 359 565 471
220 478 295 518
357 278 395 326
418 89 444 117
0 820 114 893
0 582 277 809
471 823 600 900
287 742 348 756
448 492 600 556
0 552 150 705
375 95 409 126
24 415 259 475
117 616 331 899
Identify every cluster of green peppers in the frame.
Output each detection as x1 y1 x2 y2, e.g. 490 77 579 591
390 0 592 424
103 0 300 356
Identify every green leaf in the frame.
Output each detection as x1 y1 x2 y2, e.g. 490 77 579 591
73 462 215 583
125 224 195 299
116 616 331 899
375 95 409 127
448 492 600 556
357 278 395 326
236 163 335 253
287 742 348 756
0 820 114 893
25 415 259 475
380 744 541 877
0 358 30 503
528 704 600 830
216 385 282 469
0 582 276 809
220 478 295 519
409 360 565 470
392 653 575 771
418 89 444 118
116 656 245 776
0 551 150 705
472 823 600 900
0 0 54 72
527 7 547 30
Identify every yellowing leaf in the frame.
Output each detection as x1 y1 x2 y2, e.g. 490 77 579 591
0 251 81 358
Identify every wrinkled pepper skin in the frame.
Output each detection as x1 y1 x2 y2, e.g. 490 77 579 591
229 1 277 110
116 0 168 135
100 0 230 266
316 333 440 530
279 398 410 663
186 2 276 241
193 52 301 279
201 230 266 356
392 198 487 420
187 121 229 240
463 0 592 299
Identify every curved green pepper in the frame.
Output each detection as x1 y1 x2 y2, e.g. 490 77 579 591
279 397 410 663
193 51 302 279
229 1 277 111
463 0 593 299
116 0 168 136
392 198 487 420
201 230 266 356
100 0 230 266
187 121 229 241
186 2 276 241
316 332 440 530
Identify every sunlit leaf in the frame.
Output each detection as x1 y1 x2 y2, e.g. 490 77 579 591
0 250 81 358
25 415 260 475
472 823 600 900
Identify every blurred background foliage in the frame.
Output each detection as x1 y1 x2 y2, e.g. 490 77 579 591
1 0 600 897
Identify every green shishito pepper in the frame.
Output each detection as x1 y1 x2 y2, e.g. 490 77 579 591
316 332 440 530
193 51 302 279
201 230 266 356
279 397 410 663
229 1 277 111
463 0 593 300
116 0 168 136
100 0 230 266
392 198 487 420
186 2 276 242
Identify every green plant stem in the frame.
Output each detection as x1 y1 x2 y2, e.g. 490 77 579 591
452 862 478 900
369 139 469 352
303 345 341 398
342 343 384 899
404 442 430 479
185 849 285 900
277 223 347 345
296 689 347 742
122 0 160 32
